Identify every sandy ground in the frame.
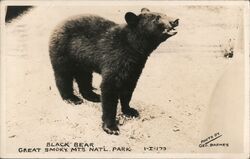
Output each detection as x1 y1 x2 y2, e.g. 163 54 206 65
1 4 247 156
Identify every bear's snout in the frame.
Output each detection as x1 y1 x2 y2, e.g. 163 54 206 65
170 19 179 28
160 16 179 30
161 18 179 36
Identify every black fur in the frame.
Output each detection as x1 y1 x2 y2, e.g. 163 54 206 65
49 8 179 135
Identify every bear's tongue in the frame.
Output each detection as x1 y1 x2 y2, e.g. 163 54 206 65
163 27 177 36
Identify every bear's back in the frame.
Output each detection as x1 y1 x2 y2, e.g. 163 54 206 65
54 15 117 41
49 15 117 59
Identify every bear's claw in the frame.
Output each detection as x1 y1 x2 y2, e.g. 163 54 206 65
122 107 139 118
102 123 120 135
64 95 83 105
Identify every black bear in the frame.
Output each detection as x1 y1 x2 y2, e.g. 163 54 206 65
49 8 179 135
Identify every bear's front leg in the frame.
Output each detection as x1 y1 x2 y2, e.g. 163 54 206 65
101 79 119 135
120 88 139 118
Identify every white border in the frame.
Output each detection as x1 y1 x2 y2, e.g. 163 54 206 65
243 2 250 158
0 2 7 159
0 1 249 158
0 0 248 6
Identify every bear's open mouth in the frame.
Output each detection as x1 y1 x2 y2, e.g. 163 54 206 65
162 27 177 36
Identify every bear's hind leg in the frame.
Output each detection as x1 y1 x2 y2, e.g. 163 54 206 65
55 72 83 105
75 71 101 103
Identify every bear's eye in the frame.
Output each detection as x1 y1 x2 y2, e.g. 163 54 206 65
155 15 161 21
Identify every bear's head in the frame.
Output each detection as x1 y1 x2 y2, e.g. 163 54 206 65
125 8 179 43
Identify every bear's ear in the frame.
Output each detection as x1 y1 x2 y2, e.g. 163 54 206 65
141 8 150 13
125 12 138 27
